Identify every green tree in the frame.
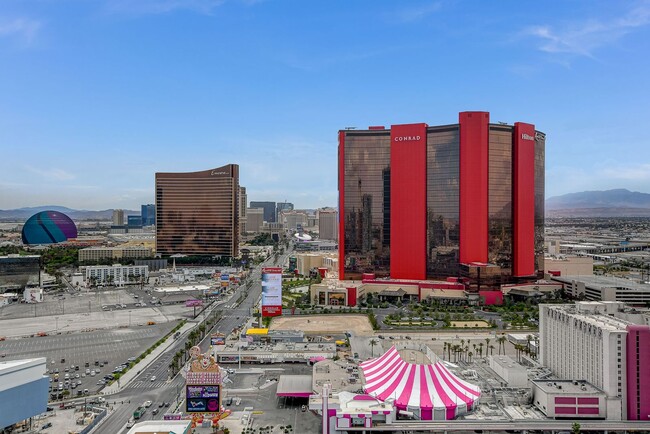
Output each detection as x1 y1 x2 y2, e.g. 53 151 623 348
572 422 581 434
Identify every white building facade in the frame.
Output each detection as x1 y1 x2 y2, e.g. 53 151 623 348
539 301 650 420
84 264 148 286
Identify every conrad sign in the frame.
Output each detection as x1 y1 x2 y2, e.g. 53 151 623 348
394 135 421 142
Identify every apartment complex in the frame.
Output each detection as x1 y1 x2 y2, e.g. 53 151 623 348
338 112 545 288
539 301 650 420
83 264 149 285
155 165 239 256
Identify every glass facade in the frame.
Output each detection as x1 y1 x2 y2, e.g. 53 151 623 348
0 255 41 292
155 165 239 257
426 126 460 278
340 117 545 286
342 131 391 279
535 133 546 275
487 126 513 285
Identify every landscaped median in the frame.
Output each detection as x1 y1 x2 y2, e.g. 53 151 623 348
104 319 187 388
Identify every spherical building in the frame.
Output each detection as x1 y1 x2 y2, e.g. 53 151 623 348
21 211 77 245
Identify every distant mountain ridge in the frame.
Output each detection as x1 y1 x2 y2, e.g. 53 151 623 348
546 189 650 217
0 206 139 221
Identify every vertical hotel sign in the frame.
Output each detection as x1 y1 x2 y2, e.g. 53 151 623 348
261 267 283 317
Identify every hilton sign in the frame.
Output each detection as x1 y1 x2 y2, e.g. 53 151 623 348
521 133 535 141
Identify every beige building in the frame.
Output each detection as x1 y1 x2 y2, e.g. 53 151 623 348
112 209 124 226
318 208 338 241
78 246 152 262
281 210 309 232
544 256 593 276
296 252 338 277
246 207 264 233
239 186 247 236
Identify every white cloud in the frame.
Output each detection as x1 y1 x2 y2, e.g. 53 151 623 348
25 166 76 181
523 2 650 57
394 2 442 23
0 18 41 44
105 0 225 15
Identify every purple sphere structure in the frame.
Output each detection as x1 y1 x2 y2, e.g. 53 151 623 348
21 211 78 245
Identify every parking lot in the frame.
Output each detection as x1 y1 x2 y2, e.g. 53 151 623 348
0 322 176 399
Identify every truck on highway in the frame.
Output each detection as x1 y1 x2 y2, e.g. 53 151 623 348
133 406 145 419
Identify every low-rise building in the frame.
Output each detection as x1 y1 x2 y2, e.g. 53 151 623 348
0 255 40 293
83 264 149 286
488 355 528 387
544 255 593 277
0 358 49 430
79 246 152 262
532 379 607 419
551 275 650 305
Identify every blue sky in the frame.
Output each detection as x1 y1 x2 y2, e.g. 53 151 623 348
1 0 649 210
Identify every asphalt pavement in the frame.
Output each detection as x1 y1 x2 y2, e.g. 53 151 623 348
90 251 292 434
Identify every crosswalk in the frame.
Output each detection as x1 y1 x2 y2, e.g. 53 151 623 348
128 380 170 389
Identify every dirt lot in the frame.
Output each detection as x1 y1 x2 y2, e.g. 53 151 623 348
270 314 374 335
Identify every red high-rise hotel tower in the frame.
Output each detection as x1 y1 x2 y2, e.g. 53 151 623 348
338 112 545 288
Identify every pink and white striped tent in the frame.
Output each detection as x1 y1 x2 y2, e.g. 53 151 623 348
360 346 480 420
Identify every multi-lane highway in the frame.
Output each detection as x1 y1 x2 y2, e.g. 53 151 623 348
92 248 292 433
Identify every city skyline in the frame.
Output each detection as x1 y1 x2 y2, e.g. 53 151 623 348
1 1 650 209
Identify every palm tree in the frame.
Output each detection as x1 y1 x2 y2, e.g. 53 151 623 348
526 334 533 354
442 342 448 360
489 344 495 356
370 339 378 357
478 342 484 358
497 335 507 355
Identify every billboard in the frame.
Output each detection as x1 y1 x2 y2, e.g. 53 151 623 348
220 273 230 288
185 299 204 307
210 334 225 345
186 385 221 413
261 267 282 317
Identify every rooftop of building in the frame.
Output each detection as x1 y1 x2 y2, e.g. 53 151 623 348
542 302 634 331
551 274 650 292
126 420 192 434
489 355 527 372
79 245 150 250
0 254 40 259
312 359 362 394
0 358 46 374
531 379 604 395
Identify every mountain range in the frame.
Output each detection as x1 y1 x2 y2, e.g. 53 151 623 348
545 189 650 217
0 206 139 221
2 189 650 220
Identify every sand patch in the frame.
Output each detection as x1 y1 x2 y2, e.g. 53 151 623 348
270 314 373 335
